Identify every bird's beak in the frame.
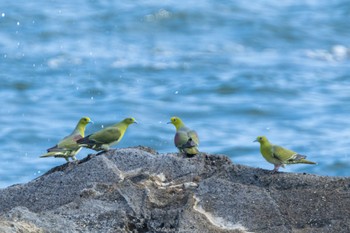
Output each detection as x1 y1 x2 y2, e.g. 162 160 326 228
134 121 138 124
167 121 171 124
89 120 94 124
253 139 258 142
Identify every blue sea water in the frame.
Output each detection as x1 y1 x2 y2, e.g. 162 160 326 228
0 0 350 188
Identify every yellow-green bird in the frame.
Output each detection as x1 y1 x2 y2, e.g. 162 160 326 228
77 117 137 152
168 116 199 156
40 117 92 162
254 136 316 172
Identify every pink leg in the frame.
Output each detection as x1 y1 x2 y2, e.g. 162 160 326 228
272 164 280 173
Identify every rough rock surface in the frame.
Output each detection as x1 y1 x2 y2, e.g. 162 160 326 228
0 147 349 233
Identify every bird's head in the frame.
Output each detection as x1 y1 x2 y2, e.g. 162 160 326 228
79 117 93 126
167 116 184 128
254 136 268 144
123 117 137 125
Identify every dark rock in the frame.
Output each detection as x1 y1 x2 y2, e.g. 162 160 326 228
0 147 349 233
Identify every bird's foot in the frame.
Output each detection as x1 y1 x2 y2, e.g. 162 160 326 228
71 159 79 164
271 165 281 174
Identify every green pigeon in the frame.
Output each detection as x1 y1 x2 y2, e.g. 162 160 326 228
168 116 199 156
254 136 316 172
77 117 137 152
40 116 92 162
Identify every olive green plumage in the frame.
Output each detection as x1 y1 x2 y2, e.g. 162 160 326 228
40 117 92 162
168 116 199 156
77 117 137 152
254 136 316 172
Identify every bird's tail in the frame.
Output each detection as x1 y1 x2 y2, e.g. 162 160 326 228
291 154 316 165
40 152 60 158
184 147 199 156
40 148 78 158
299 159 317 165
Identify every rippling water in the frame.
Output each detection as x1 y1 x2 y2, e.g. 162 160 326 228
1 0 350 188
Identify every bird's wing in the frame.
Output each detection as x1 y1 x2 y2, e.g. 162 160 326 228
47 145 59 152
175 130 190 148
82 127 121 145
47 134 82 152
175 128 199 149
272 145 298 162
57 134 82 148
187 130 199 146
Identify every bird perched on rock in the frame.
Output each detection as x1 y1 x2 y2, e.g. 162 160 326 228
168 116 199 156
77 117 137 152
40 116 93 162
254 136 316 172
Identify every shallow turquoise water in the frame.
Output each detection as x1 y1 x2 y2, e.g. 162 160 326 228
1 1 350 188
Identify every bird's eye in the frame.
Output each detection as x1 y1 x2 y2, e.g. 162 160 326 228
259 137 262 140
